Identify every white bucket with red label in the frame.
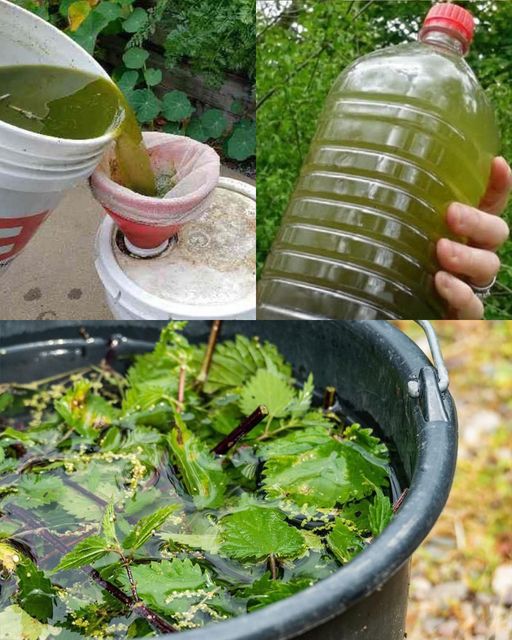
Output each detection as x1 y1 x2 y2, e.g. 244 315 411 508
0 0 117 272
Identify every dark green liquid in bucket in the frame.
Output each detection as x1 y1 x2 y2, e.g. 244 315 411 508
0 65 157 197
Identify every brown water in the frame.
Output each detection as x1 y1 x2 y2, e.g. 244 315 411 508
0 65 157 196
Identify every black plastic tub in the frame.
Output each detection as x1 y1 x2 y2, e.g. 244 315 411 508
0 320 457 640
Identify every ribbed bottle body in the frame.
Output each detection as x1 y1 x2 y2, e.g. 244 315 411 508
258 42 499 319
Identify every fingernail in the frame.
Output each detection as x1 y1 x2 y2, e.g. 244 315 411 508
438 271 452 292
449 203 463 229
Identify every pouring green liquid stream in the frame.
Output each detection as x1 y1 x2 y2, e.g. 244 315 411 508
0 65 157 197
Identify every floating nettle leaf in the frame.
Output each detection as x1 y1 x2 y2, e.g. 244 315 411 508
167 414 226 509
368 488 393 537
240 573 313 612
219 507 306 562
16 559 55 623
0 605 61 640
53 536 112 572
123 504 180 551
326 519 365 564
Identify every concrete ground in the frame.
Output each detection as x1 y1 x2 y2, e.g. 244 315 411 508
0 168 254 320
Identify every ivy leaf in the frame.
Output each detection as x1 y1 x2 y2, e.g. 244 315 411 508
241 573 313 611
167 414 226 509
326 519 365 564
102 500 119 548
225 120 255 161
0 605 62 640
161 90 194 122
186 117 208 142
122 47 150 69
16 559 55 623
123 504 179 551
122 7 149 33
368 488 393 536
200 108 228 138
53 536 111 573
128 88 161 123
239 369 295 418
143 67 162 87
219 507 305 561
130 559 206 609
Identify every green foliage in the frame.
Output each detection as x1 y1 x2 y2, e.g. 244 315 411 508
162 0 256 85
257 0 512 317
12 0 255 161
0 322 395 635
219 506 306 561
326 519 365 564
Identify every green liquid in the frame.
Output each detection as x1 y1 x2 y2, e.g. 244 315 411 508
258 41 499 319
0 65 156 197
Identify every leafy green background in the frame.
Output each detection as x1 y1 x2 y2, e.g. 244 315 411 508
257 0 512 318
11 0 256 162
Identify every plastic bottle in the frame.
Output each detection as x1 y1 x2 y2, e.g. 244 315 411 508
257 3 500 319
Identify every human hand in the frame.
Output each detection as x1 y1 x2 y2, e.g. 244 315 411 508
435 156 512 319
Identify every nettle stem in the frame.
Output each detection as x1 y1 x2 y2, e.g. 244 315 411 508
6 505 177 634
176 363 186 413
323 386 336 412
196 320 222 385
268 553 278 580
211 405 268 456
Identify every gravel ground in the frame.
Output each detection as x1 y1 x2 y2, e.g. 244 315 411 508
394 321 512 640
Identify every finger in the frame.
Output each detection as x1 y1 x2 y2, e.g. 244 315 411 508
435 271 484 319
437 238 500 287
479 156 512 215
445 203 510 251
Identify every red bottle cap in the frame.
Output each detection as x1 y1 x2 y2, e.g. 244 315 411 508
422 3 475 43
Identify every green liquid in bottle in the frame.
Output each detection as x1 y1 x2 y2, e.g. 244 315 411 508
0 65 157 197
258 25 499 319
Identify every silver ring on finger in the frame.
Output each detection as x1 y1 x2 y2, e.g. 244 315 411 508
469 275 496 301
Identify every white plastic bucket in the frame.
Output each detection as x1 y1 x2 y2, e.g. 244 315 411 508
95 176 256 320
0 0 117 271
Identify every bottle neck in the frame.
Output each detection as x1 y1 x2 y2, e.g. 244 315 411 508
419 27 468 56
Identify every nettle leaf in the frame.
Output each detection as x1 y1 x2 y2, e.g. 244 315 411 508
122 47 150 69
326 519 365 564
167 414 226 509
53 536 111 572
204 335 292 394
342 424 390 464
0 392 14 413
102 500 119 548
289 373 314 417
161 90 194 122
128 88 161 124
130 559 206 609
368 488 393 537
225 120 255 161
123 504 179 551
12 474 65 508
122 7 148 33
200 108 228 138
219 507 305 562
54 381 118 441
186 117 208 142
0 605 61 640
143 67 162 87
241 573 313 612
239 369 295 419
162 531 220 554
261 428 389 509
16 559 55 623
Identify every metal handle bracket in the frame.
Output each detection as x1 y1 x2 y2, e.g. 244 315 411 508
407 320 449 398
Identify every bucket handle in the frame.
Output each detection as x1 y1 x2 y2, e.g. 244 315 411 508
407 321 449 398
